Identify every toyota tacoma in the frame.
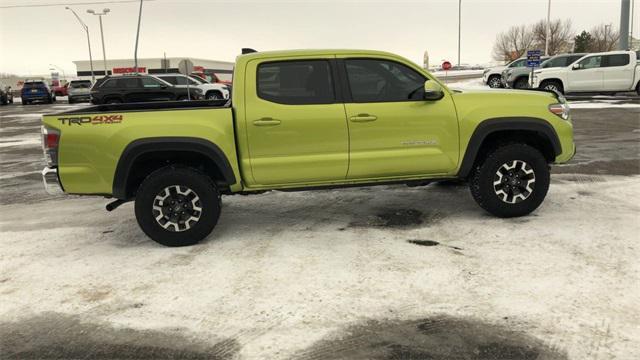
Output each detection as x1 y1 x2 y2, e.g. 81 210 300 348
41 49 575 246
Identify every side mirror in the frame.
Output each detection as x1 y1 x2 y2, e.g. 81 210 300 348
572 63 581 70
160 85 168 89
423 81 444 101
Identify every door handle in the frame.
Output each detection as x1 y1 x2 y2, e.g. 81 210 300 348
253 117 281 126
349 114 377 122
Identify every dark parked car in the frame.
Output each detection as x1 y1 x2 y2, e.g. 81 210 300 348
90 75 203 104
21 81 55 105
1 85 13 105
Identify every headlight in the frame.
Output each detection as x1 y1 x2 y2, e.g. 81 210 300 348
548 103 570 120
193 88 203 94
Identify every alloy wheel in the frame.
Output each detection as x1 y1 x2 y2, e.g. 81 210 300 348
493 160 536 204
152 185 202 232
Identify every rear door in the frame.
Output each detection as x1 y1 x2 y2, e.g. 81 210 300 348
567 55 604 91
601 54 633 91
117 77 144 102
339 56 459 179
243 57 349 186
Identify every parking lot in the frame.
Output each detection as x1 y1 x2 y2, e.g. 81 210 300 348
1 92 639 359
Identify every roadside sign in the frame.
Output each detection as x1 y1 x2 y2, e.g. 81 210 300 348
526 50 542 68
441 61 452 71
112 67 147 74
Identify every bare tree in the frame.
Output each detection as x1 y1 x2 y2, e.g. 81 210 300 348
533 19 574 55
492 25 535 62
590 24 620 51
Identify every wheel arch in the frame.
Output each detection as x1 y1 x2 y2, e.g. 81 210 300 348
457 117 562 179
539 77 564 90
113 137 237 200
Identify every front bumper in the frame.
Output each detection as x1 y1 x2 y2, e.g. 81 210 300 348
42 167 64 195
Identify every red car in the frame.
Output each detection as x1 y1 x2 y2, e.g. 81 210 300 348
52 83 68 97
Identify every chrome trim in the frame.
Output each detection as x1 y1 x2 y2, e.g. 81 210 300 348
42 167 64 195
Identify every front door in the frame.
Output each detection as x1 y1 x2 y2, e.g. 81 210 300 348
567 55 604 91
244 57 349 186
339 57 459 180
140 77 174 101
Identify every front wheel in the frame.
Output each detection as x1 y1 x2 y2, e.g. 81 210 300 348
206 91 223 100
540 80 564 94
487 75 502 88
134 166 221 247
469 143 550 218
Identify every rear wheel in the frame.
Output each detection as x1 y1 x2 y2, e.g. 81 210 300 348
206 91 223 100
540 80 564 94
134 166 221 247
22 99 29 106
469 143 550 218
487 75 502 88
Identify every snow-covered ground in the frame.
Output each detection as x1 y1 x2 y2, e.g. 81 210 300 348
1 100 639 359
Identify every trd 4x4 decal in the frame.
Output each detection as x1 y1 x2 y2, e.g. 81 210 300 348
58 115 123 126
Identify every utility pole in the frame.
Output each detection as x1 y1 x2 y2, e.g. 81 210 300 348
457 0 461 66
545 0 551 55
134 0 144 72
619 0 631 50
87 8 110 76
65 7 95 82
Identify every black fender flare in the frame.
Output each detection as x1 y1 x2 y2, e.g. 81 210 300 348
457 117 562 178
113 137 236 199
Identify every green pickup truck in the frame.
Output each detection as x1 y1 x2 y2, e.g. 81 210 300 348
42 49 575 246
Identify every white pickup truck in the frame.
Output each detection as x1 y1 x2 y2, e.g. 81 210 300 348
532 50 640 94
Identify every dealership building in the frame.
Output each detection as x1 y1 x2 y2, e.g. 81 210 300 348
73 57 234 82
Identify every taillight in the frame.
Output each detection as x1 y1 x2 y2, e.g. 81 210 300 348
41 126 60 167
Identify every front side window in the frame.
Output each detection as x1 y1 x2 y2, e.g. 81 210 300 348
141 77 165 88
257 60 334 105
345 59 425 103
509 59 527 68
578 56 602 69
101 79 118 88
604 54 630 67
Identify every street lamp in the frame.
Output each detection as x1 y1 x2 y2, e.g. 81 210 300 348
545 0 551 55
65 7 95 82
87 8 110 75
457 0 461 66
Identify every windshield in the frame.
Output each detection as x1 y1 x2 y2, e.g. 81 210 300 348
69 81 92 88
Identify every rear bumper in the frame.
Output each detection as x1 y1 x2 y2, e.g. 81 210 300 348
69 94 91 102
42 167 64 195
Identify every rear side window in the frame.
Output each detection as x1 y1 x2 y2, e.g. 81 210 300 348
257 60 334 105
100 79 118 88
345 59 425 103
604 54 630 67
117 78 140 88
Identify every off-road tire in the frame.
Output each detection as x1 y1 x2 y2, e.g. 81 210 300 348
206 91 223 100
487 75 502 88
135 166 221 247
469 143 550 218
540 80 564 94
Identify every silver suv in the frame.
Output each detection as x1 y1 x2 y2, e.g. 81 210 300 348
503 54 586 89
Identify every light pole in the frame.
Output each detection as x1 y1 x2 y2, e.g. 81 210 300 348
545 0 551 55
65 7 95 82
457 0 461 66
134 0 144 72
87 8 110 75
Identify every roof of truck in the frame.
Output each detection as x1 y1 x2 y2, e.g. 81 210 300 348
237 49 401 60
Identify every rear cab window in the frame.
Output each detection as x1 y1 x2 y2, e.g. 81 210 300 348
257 60 335 105
604 54 630 67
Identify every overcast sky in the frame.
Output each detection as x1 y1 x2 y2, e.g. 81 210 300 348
1 0 638 75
